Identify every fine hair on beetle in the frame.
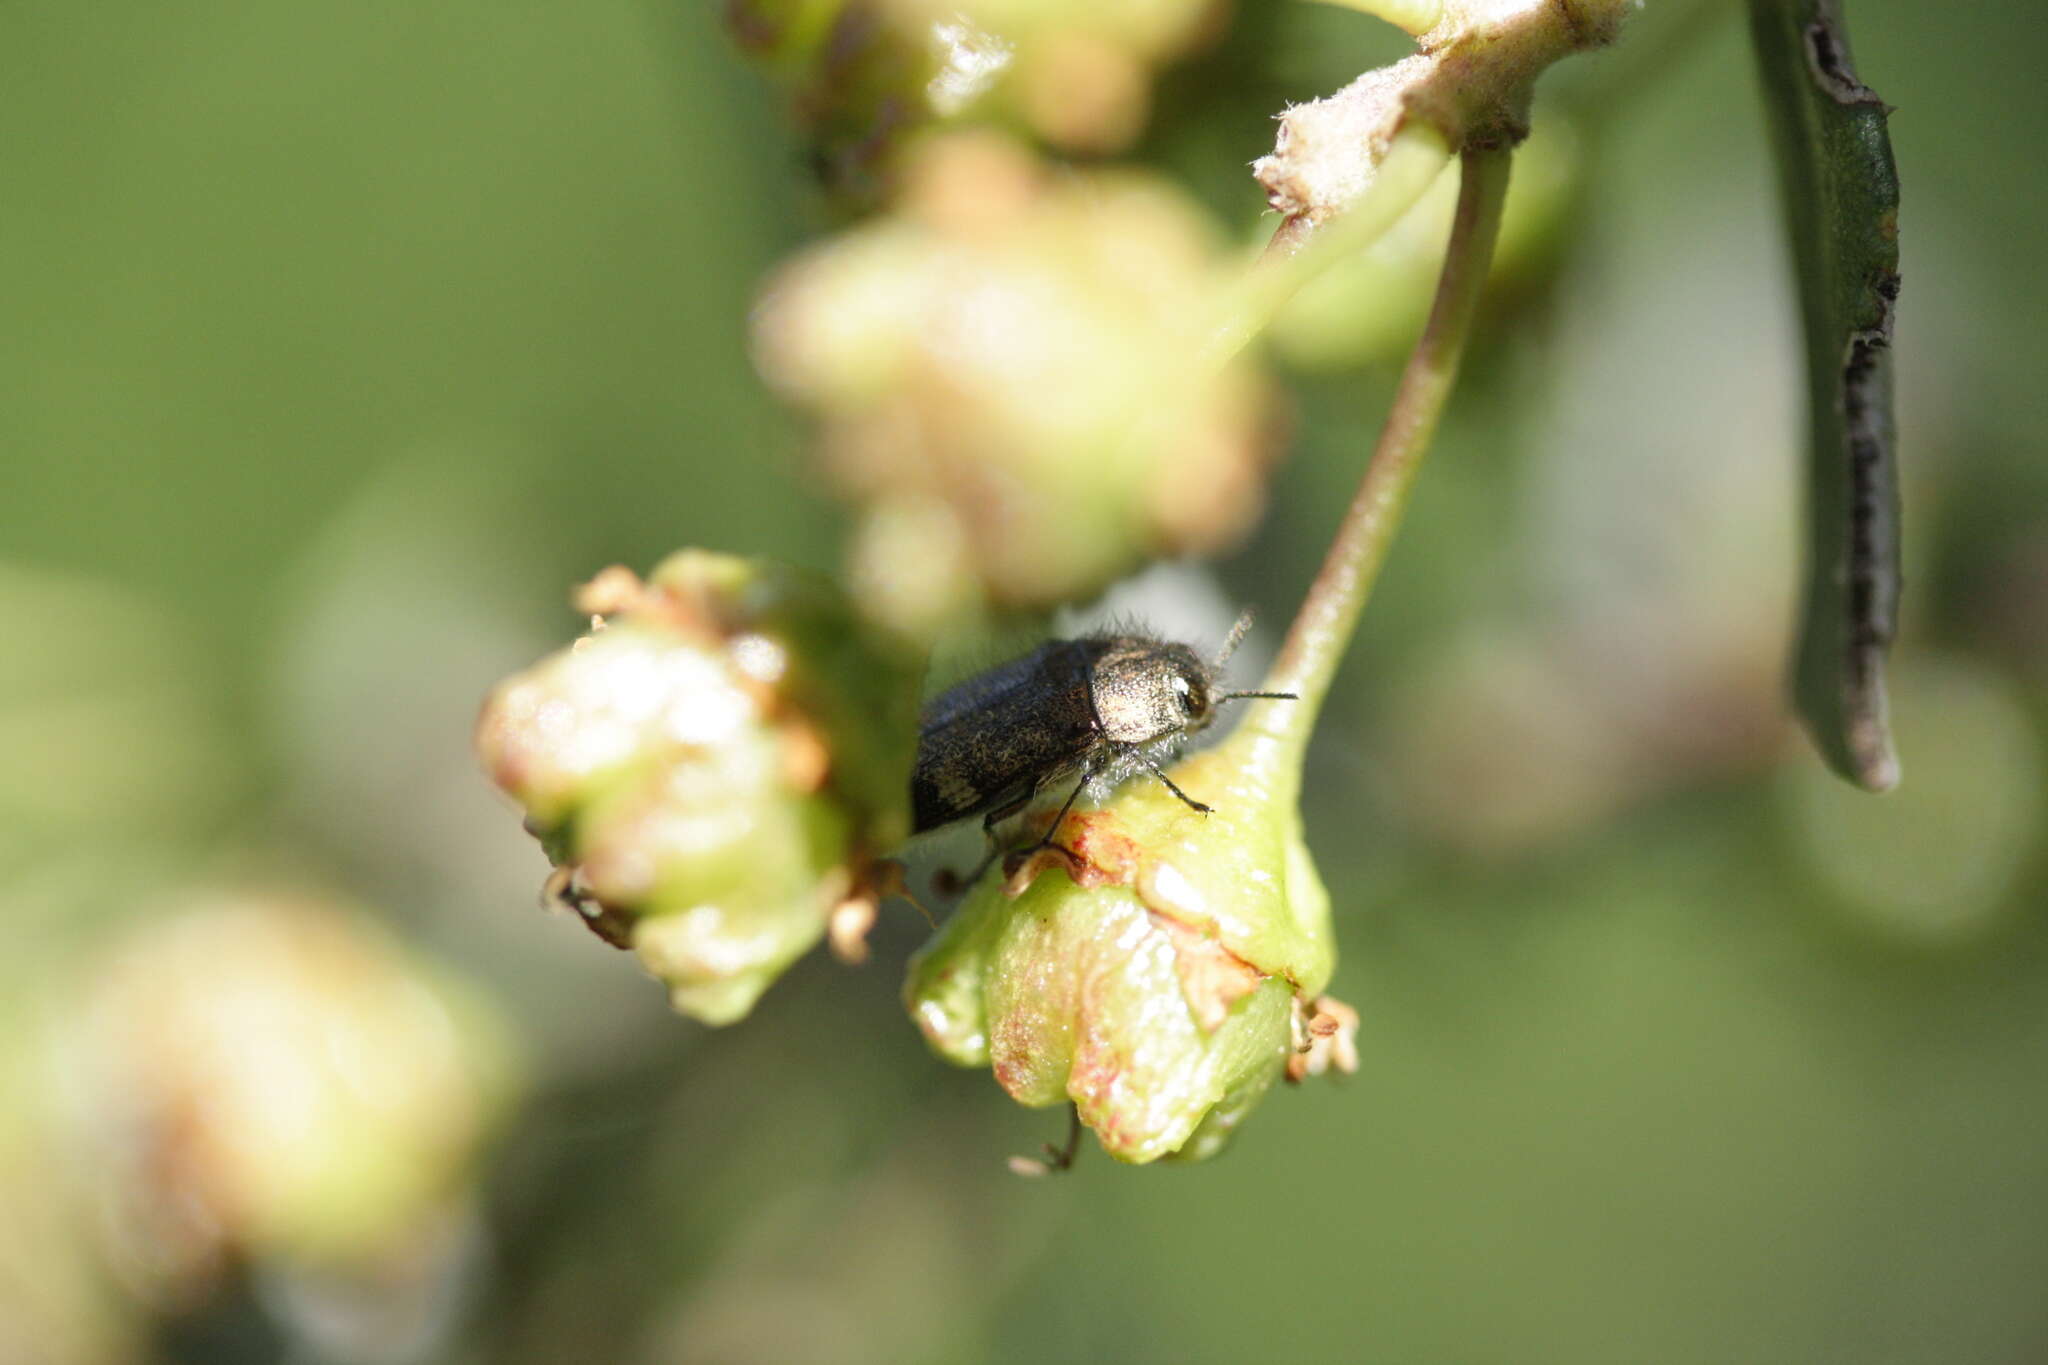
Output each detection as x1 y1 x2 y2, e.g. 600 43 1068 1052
910 609 1298 877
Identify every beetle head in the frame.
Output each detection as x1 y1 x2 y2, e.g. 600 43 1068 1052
1089 616 1296 747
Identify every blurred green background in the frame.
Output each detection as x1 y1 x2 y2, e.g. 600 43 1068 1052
5 2 2047 1362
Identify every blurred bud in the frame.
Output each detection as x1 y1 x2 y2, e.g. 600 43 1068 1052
477 551 922 1023
905 714 1351 1162
725 0 1223 199
910 0 1224 153
755 133 1280 637
723 0 940 205
0 1008 135 1363
57 894 517 1302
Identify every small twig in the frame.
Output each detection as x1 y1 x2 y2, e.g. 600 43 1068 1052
1248 144 1515 751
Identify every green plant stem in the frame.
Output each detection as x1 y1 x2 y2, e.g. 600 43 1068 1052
1250 145 1512 752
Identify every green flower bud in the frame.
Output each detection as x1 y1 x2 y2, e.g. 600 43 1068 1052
723 0 939 205
754 133 1280 637
0 961 137 1354
59 894 517 1289
900 0 1223 153
725 0 1222 197
905 712 1355 1163
476 552 921 1023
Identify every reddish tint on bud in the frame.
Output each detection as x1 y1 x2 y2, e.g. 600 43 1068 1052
754 133 1280 636
905 711 1355 1163
477 551 921 1024
58 894 517 1296
723 0 1227 202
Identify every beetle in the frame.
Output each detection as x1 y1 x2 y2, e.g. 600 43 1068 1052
911 613 1295 851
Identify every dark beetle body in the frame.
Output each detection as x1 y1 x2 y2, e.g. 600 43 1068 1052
911 634 1218 835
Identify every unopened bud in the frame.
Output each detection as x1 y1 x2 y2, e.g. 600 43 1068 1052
477 551 921 1023
755 133 1280 636
905 711 1353 1162
59 894 517 1293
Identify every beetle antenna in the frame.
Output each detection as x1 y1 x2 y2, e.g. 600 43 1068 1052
1218 690 1298 703
1214 609 1255 669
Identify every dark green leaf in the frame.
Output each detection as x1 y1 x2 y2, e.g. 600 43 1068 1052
1747 0 1903 791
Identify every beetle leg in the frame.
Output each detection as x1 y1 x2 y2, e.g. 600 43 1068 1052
933 784 1042 895
986 765 1095 882
980 782 1037 833
1136 751 1212 814
1006 1103 1084 1177
950 842 1003 897
1033 768 1092 846
1040 1103 1084 1172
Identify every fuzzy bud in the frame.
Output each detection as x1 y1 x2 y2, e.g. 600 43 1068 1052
905 711 1354 1162
725 0 1223 197
58 895 517 1294
754 133 1280 637
477 551 921 1023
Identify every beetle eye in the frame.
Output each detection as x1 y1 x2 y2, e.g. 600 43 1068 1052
1171 674 1196 715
